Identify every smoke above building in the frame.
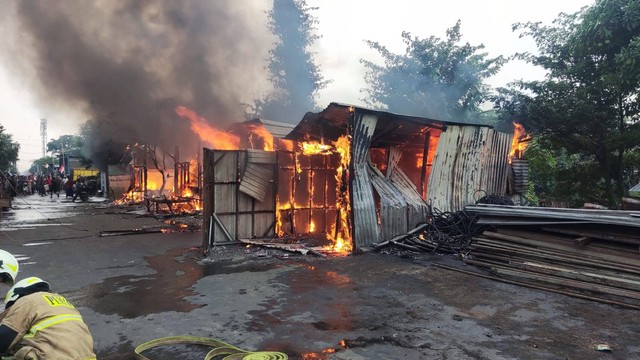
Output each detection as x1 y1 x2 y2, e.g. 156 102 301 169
1 1 273 167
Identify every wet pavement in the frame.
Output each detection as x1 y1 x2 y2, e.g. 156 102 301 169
1 194 639 359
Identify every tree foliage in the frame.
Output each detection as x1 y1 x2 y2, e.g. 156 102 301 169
47 135 85 158
255 0 329 123
496 0 640 207
0 125 20 173
28 156 57 175
361 21 505 122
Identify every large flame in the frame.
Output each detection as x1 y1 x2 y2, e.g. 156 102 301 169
246 124 274 151
302 142 333 155
275 135 353 254
509 122 531 162
415 137 439 168
328 135 352 253
175 106 240 150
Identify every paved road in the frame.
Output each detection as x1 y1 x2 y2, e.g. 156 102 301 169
1 194 639 359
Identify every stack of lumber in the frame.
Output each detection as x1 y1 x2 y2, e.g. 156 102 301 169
464 204 640 308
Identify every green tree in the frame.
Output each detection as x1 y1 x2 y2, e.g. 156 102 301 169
0 125 20 173
361 21 505 122
47 135 84 158
28 156 57 175
496 0 640 207
47 134 92 168
254 0 330 123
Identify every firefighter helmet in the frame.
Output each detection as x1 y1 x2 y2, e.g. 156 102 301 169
0 249 18 285
5 277 50 309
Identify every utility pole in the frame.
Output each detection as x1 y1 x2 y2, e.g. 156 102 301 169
40 118 47 158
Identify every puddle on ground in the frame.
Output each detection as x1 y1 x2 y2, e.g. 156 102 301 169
71 248 205 318
245 261 356 357
200 261 281 276
72 251 281 318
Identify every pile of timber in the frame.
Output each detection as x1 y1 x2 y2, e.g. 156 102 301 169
464 204 640 308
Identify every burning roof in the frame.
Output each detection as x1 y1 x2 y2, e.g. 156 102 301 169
286 102 492 147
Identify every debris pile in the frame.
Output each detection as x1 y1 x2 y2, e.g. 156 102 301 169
463 204 640 308
372 208 485 254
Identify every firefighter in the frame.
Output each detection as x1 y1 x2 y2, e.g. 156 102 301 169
0 277 96 359
0 250 19 286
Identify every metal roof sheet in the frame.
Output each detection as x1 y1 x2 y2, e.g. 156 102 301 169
286 103 493 145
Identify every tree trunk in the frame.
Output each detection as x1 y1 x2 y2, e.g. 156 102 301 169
595 144 617 208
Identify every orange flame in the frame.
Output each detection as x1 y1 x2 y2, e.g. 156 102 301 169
327 135 352 254
175 106 240 150
302 142 333 155
509 122 531 162
415 137 439 168
246 124 274 151
275 135 353 254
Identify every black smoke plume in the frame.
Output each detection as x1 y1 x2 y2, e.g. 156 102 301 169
2 1 271 168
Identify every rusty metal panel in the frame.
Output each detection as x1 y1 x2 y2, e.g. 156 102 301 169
483 130 511 196
351 113 380 249
294 169 311 207
427 126 512 212
511 159 529 194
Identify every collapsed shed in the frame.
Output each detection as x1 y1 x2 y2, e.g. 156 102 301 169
202 103 513 254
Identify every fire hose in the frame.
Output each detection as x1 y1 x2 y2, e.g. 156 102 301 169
134 336 288 360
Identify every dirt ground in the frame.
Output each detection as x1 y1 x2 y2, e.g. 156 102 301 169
0 194 638 359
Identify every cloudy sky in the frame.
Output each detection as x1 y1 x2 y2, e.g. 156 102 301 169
0 0 593 172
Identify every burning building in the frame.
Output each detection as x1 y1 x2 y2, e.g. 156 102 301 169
202 103 518 254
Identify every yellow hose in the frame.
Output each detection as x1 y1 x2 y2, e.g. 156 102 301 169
133 336 287 360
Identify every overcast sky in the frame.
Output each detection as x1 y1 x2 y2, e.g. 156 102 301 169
0 0 593 172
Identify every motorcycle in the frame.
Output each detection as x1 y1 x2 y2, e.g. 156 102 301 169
74 182 89 202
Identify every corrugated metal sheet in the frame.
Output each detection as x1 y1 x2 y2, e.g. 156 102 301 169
369 164 408 240
511 159 529 194
202 149 276 251
390 167 428 227
236 118 296 139
385 146 428 227
351 113 380 249
239 162 273 201
426 126 512 212
286 103 492 147
247 149 277 164
257 118 297 139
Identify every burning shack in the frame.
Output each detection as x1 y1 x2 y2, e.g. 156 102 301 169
202 103 516 254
